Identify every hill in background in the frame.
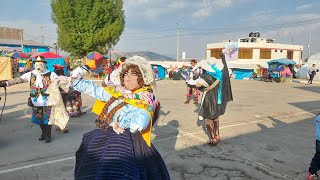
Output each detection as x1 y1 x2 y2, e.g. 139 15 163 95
109 51 175 61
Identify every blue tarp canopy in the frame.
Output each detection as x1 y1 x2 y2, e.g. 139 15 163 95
232 68 254 80
151 64 166 79
267 58 296 65
268 58 296 72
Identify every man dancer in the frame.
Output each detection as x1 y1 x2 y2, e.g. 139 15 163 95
102 57 126 86
1 56 60 143
184 59 200 104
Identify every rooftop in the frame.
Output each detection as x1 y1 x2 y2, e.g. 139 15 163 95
0 38 50 47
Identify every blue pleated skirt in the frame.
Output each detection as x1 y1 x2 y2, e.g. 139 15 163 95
75 128 170 180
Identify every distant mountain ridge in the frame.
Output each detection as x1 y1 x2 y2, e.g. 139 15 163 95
110 51 175 61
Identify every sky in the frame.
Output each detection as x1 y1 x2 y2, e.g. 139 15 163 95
1 0 320 59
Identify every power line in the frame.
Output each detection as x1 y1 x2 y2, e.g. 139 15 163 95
181 17 320 32
127 17 320 41
124 28 176 35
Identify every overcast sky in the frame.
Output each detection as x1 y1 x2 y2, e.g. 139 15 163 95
1 0 320 59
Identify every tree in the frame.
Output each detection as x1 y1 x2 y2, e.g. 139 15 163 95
51 0 125 58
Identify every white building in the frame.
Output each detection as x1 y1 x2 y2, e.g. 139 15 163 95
206 32 304 68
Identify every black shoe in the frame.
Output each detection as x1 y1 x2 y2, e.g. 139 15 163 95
39 124 46 141
45 125 52 143
39 134 45 141
45 137 52 143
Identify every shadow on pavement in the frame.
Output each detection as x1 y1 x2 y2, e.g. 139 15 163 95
294 86 320 95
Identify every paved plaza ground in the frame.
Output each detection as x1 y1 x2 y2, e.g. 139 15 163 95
0 79 319 180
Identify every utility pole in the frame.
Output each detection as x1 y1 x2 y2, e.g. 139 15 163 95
308 32 312 58
40 25 45 45
291 36 294 45
20 29 24 52
176 23 180 62
54 43 58 54
109 44 114 68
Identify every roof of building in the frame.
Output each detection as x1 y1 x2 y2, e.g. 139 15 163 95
0 38 50 47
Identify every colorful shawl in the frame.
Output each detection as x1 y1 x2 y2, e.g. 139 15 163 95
92 85 158 147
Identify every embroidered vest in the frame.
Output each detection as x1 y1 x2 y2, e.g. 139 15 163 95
29 72 52 98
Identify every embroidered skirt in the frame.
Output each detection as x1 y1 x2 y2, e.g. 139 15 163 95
31 106 51 125
73 90 82 107
75 128 170 180
62 92 79 116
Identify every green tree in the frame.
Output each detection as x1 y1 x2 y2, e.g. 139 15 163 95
51 0 125 58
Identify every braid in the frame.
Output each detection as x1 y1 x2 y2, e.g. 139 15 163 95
96 97 117 128
96 97 127 129
104 101 127 125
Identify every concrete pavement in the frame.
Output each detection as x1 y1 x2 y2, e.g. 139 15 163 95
0 79 319 179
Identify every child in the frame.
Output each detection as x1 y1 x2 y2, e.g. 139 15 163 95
306 114 320 180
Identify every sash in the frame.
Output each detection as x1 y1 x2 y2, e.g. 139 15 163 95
207 65 223 104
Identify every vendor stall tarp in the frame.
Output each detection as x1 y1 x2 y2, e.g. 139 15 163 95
267 58 296 65
0 56 13 81
33 52 67 75
45 58 67 75
151 64 166 79
296 64 309 79
86 59 96 69
18 58 32 74
232 68 254 80
297 52 320 81
227 63 260 69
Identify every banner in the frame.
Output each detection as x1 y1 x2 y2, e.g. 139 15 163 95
225 42 238 61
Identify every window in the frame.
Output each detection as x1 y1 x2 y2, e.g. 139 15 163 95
275 50 277 52
210 49 223 59
287 50 293 59
280 50 283 52
260 49 271 59
238 48 253 59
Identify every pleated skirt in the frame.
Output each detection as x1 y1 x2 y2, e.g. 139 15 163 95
75 128 170 180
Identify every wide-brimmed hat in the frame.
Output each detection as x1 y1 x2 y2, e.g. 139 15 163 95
33 56 47 63
195 57 224 72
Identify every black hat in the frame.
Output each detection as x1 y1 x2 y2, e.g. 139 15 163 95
34 56 47 63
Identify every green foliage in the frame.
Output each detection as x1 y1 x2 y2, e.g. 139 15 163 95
51 0 125 58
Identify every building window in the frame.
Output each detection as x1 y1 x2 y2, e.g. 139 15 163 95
287 50 293 59
238 48 253 59
260 49 271 59
275 50 277 52
210 49 223 59
280 50 283 52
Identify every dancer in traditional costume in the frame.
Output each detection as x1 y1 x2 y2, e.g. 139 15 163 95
70 65 90 115
2 56 60 143
102 56 126 86
58 56 170 179
196 55 233 145
184 59 200 104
